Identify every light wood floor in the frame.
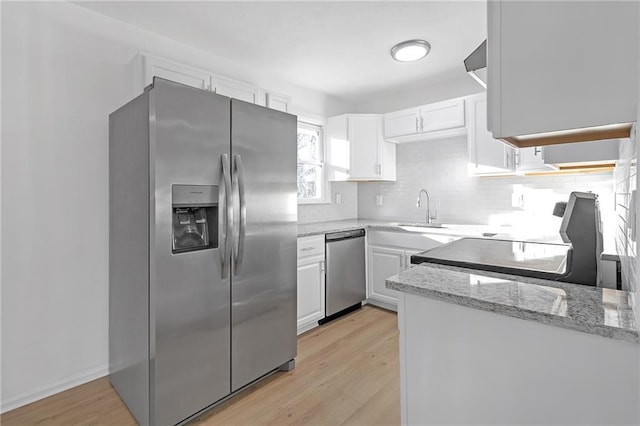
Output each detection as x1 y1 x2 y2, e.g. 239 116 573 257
2 305 399 425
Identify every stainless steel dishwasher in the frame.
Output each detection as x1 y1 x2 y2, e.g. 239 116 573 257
321 229 366 324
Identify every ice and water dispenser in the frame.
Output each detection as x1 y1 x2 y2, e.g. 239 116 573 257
172 185 218 253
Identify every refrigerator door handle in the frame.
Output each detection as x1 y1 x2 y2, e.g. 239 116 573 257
233 154 246 275
221 154 233 279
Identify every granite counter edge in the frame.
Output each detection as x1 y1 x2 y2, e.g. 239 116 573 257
386 277 640 344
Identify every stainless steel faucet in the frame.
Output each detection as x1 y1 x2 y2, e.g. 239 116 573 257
416 189 432 224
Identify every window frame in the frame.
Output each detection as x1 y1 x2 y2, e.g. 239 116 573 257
297 117 331 204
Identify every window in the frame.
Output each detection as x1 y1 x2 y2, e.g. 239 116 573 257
297 122 325 202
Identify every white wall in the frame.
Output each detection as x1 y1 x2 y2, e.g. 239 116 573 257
298 182 358 224
358 137 616 243
0 1 352 412
354 73 483 114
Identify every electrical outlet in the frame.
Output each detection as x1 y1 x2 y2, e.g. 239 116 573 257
335 193 342 205
376 195 383 206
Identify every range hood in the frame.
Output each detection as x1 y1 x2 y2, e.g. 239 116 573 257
463 40 633 148
464 40 487 89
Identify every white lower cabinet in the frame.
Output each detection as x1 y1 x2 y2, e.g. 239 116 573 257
296 236 325 334
368 246 404 306
366 231 455 309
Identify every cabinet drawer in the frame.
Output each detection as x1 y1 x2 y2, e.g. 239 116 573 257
297 235 325 259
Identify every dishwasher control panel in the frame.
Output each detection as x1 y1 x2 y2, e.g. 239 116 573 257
325 229 366 242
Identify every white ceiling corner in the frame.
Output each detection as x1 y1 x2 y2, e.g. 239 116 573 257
76 1 487 104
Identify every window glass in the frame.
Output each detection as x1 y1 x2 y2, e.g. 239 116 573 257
297 122 324 201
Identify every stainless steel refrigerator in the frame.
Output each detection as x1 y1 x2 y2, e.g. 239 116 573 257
109 78 297 426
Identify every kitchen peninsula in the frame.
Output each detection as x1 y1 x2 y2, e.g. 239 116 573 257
387 262 639 425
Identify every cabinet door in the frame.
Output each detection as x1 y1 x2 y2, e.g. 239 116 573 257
296 257 324 333
468 94 516 174
326 115 350 182
543 139 619 165
488 1 637 139
420 99 465 133
368 246 404 305
384 108 420 138
214 75 261 104
265 92 291 113
349 115 381 180
517 147 547 171
143 55 212 90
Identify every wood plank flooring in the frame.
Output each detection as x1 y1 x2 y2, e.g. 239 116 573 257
2 305 399 425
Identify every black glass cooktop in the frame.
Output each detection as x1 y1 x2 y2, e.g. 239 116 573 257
411 237 572 280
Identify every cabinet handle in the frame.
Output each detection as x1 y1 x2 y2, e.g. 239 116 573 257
377 163 382 175
420 116 424 131
301 247 315 251
534 147 542 156
415 116 419 132
505 152 509 168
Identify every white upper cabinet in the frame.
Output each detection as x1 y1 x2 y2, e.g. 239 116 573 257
517 139 620 173
420 99 465 133
467 93 516 175
349 115 383 180
327 114 396 182
213 75 261 105
542 139 620 165
384 107 421 138
487 1 638 147
141 54 212 91
383 98 466 142
265 91 291 113
517 147 555 172
136 53 270 106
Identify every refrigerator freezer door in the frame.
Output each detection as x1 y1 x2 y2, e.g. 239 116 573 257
230 99 297 391
151 79 232 425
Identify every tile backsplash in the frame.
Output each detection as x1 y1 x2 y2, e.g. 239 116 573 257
358 136 616 241
614 134 637 293
297 181 358 224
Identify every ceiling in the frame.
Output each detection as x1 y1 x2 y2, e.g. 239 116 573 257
77 1 487 104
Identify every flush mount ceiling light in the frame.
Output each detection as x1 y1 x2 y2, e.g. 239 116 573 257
390 39 431 62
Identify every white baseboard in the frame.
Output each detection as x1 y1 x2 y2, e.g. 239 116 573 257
297 318 321 335
365 298 398 312
1 364 109 414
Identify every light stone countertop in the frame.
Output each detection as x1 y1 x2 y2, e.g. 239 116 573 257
296 219 506 238
296 219 617 257
386 263 639 343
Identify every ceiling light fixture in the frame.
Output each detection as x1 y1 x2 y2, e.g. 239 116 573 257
390 39 431 62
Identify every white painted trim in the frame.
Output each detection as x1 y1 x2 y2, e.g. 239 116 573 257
1 364 109 414
297 319 321 335
365 298 397 312
294 113 327 127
